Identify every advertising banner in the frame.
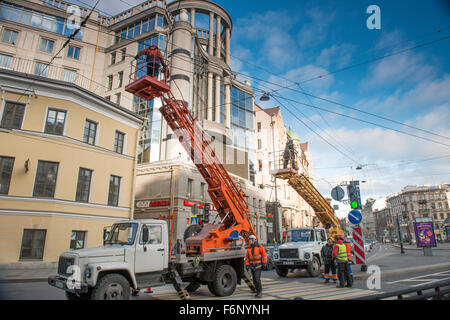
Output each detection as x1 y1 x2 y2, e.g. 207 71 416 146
415 222 437 247
446 226 450 242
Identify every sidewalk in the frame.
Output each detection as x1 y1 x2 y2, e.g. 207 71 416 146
352 244 450 280
0 262 57 283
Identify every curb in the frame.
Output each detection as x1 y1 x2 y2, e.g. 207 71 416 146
391 244 450 251
353 262 450 280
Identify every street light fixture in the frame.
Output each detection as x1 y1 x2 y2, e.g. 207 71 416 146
260 92 271 102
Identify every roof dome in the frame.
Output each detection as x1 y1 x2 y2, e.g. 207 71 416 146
287 127 300 142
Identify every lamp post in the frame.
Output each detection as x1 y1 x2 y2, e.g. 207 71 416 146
396 213 405 254
270 113 281 244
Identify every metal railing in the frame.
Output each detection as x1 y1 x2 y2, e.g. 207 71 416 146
272 149 310 175
348 279 450 300
0 56 104 95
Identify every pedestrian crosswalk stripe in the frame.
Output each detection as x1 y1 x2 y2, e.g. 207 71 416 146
318 289 377 300
285 287 346 299
142 279 380 300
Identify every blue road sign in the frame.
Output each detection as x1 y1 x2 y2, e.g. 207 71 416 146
348 210 362 225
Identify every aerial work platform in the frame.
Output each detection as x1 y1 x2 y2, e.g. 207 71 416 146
272 150 343 237
125 75 170 101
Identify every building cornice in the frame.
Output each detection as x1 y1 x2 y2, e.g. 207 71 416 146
0 69 144 128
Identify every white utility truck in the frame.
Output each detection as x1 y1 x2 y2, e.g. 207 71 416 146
272 227 327 277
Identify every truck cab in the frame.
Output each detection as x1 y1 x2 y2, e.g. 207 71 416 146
48 220 169 300
272 227 327 277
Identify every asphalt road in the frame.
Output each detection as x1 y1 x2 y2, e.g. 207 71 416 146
1 244 449 300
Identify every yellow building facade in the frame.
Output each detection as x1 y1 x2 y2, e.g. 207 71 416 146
0 69 143 263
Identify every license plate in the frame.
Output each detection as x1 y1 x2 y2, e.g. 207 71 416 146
55 280 65 289
283 261 295 265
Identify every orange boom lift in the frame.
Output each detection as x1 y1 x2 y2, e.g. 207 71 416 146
126 46 256 257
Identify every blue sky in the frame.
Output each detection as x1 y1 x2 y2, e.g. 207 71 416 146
71 0 450 217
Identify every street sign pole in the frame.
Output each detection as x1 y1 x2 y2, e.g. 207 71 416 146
396 213 405 254
351 225 367 272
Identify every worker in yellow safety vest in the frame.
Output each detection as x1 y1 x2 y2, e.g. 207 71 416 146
245 235 268 298
332 235 352 288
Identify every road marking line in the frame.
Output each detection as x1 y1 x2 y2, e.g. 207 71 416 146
411 276 450 287
281 287 344 299
314 289 374 300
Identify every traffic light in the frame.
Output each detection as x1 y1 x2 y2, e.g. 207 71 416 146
191 204 198 216
203 203 210 224
347 181 362 210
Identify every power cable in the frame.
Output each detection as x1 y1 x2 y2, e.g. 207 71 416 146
270 95 360 165
13 0 102 104
63 2 450 143
272 93 450 149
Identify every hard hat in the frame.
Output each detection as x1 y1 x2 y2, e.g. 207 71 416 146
249 235 257 241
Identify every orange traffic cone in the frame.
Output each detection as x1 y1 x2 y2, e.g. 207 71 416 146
144 288 153 294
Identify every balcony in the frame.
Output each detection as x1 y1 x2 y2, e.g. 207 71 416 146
0 57 105 96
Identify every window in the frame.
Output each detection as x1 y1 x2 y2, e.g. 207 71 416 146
0 156 14 195
1 102 26 129
34 62 49 77
2 29 18 44
33 161 59 198
0 3 82 40
114 131 125 154
108 175 121 206
187 179 193 197
44 108 66 135
257 122 261 132
107 75 113 91
67 46 80 59
75 168 92 202
140 225 162 245
0 54 13 69
63 68 77 83
115 93 121 105
157 15 165 28
40 38 54 53
83 119 97 145
200 182 206 201
120 48 126 61
258 160 263 172
118 71 123 88
110 52 116 65
70 231 86 250
20 229 47 260
105 96 111 101
258 139 262 150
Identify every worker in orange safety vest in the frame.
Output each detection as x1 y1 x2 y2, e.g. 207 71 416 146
135 45 167 78
245 235 268 298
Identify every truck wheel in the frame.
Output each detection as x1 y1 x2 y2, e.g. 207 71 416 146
307 256 321 277
65 291 91 300
212 265 237 297
91 274 131 300
207 281 216 296
186 282 201 293
184 224 202 241
275 266 289 277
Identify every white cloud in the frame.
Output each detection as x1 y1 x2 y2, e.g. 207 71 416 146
233 11 302 68
307 106 450 202
297 8 335 48
361 31 440 89
316 44 356 69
